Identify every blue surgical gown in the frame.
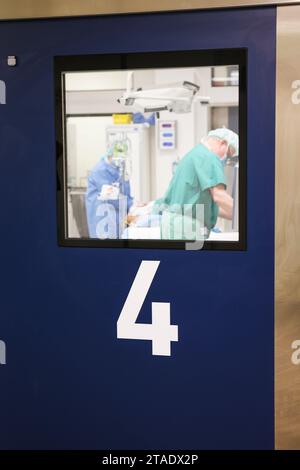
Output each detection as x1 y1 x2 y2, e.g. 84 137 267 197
85 157 133 239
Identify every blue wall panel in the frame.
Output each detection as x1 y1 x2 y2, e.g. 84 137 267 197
0 7 275 449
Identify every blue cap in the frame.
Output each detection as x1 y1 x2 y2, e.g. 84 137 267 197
106 145 114 156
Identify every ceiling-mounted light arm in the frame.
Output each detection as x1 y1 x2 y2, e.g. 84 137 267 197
117 72 211 114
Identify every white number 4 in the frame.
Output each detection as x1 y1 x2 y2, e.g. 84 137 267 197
117 261 178 356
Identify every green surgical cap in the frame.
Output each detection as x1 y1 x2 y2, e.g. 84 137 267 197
207 128 239 156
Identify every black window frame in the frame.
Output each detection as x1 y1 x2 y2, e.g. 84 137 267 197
55 48 247 250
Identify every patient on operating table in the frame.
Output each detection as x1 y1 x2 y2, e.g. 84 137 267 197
125 201 161 227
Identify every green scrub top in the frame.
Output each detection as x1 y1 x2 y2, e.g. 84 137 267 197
154 143 227 239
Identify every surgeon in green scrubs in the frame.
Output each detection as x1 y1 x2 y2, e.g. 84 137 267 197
154 128 239 240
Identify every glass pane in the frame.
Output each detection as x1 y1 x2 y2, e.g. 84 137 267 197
55 51 246 249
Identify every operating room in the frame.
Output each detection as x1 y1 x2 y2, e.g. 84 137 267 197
64 64 239 242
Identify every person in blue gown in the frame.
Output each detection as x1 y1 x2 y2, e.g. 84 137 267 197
85 148 133 239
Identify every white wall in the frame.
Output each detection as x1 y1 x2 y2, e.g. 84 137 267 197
67 116 113 187
65 71 128 91
65 70 155 92
66 90 131 114
65 70 156 115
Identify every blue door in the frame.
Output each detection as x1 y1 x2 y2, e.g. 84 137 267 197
0 7 275 449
